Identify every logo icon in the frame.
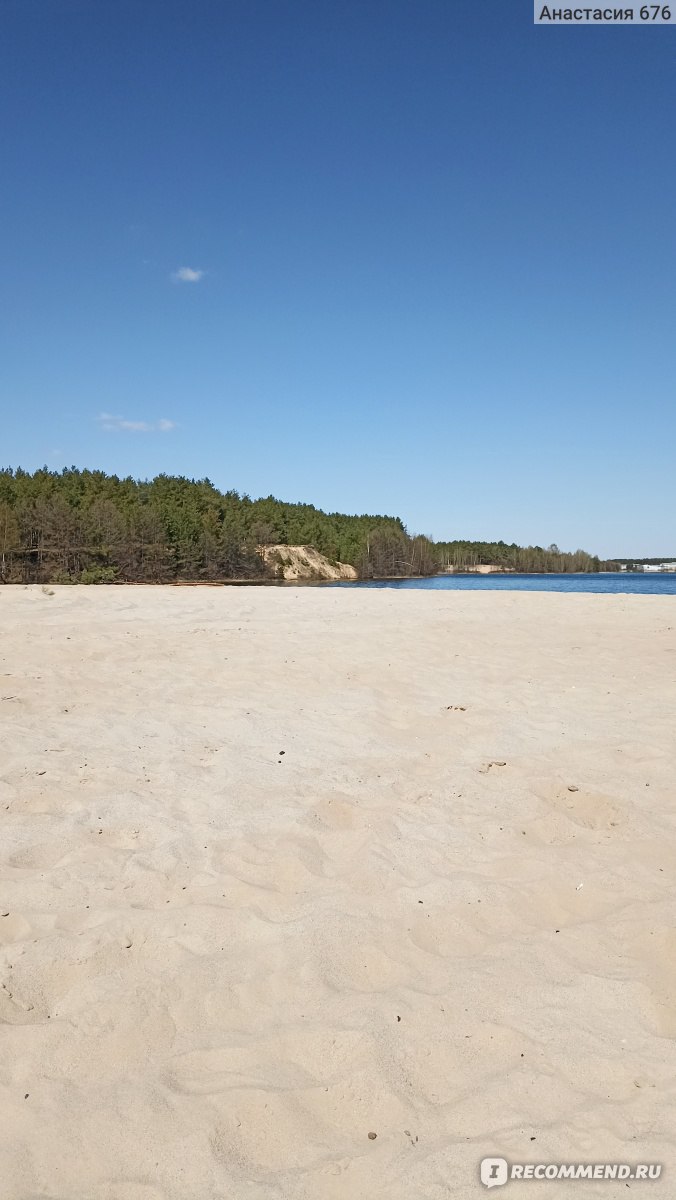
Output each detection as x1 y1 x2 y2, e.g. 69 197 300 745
481 1158 509 1188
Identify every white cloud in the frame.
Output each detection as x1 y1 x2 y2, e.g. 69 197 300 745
98 413 176 433
171 266 204 283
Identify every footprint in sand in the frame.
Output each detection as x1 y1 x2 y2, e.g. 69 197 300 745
537 781 623 831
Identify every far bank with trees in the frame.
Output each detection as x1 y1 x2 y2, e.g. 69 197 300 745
0 468 616 585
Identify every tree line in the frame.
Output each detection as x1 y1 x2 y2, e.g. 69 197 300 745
0 468 613 583
0 468 436 583
434 539 617 574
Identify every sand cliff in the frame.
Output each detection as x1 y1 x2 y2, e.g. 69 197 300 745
258 545 358 581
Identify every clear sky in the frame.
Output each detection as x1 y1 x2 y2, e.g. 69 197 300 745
2 0 674 557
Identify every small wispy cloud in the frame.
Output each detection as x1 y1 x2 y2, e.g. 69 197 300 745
98 413 177 433
171 266 204 283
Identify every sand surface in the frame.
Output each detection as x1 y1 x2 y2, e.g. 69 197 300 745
1 585 675 1199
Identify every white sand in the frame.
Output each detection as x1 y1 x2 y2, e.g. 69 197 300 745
1 585 675 1199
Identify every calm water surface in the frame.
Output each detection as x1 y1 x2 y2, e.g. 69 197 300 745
331 572 676 595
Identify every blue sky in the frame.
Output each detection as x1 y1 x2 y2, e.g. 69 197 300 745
2 0 674 557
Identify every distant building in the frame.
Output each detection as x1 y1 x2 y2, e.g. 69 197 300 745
643 563 676 573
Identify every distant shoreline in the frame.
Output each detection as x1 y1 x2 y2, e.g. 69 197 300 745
4 569 659 589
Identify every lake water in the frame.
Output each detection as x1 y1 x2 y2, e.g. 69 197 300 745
331 572 676 595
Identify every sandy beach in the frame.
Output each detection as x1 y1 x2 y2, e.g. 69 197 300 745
1 584 675 1199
